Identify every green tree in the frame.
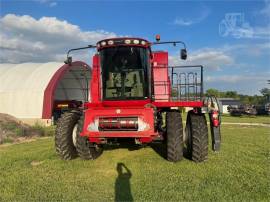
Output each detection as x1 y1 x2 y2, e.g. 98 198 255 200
206 88 220 97
240 96 249 104
260 88 270 102
225 91 238 98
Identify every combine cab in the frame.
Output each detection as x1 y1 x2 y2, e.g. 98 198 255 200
55 36 221 162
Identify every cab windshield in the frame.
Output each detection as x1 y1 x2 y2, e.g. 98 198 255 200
100 46 149 100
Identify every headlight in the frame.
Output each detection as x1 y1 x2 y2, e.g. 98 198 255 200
87 119 99 132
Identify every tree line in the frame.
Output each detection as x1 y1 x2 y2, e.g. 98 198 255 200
205 88 270 105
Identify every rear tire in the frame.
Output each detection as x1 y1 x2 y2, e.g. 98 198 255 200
55 111 80 160
186 112 208 162
166 111 184 162
76 115 103 160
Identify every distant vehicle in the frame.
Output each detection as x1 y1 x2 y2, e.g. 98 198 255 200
228 104 257 116
265 103 270 115
256 103 270 115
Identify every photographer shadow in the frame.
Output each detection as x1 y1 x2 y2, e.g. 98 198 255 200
115 163 133 202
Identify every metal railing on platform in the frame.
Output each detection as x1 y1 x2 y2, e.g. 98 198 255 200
153 65 203 102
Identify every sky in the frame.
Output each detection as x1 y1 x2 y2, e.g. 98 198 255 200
0 0 269 95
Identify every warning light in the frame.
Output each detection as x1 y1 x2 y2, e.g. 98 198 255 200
155 34 160 42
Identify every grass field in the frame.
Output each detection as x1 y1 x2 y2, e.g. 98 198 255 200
221 114 270 124
0 124 269 202
180 112 270 124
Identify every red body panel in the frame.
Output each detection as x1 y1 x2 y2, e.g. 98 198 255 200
84 99 151 108
90 54 101 104
152 51 170 101
82 107 158 143
80 45 203 143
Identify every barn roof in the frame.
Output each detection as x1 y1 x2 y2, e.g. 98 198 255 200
0 62 90 119
0 62 63 92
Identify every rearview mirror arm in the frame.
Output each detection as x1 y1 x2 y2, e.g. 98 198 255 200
65 45 97 63
151 41 186 49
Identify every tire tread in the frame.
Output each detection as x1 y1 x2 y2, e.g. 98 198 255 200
188 113 208 162
166 111 184 162
55 111 80 160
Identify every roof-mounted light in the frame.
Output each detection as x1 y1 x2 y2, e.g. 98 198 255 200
101 41 106 46
125 39 131 44
155 34 161 42
141 40 146 45
133 39 139 44
108 40 114 45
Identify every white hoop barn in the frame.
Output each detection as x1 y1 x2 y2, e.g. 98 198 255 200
0 62 91 125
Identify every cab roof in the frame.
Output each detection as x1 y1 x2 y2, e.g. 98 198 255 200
96 37 150 50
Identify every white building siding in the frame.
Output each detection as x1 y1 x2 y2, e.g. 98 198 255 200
0 62 90 121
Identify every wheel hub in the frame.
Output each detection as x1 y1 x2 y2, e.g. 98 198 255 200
72 124 78 147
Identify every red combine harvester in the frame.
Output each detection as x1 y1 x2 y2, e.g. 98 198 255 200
55 36 221 162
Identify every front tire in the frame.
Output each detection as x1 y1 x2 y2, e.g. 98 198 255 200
55 111 81 160
166 111 184 162
186 112 208 162
76 115 103 160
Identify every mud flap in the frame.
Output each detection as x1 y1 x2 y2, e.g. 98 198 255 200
209 122 221 151
204 95 222 152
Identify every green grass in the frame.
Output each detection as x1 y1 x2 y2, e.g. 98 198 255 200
180 112 270 124
31 124 55 137
221 114 270 124
1 122 26 136
0 126 269 201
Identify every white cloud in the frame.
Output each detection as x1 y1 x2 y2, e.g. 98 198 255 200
253 26 270 39
219 12 270 39
173 7 210 26
230 25 270 39
0 14 117 63
168 43 270 95
205 75 267 84
168 42 270 70
205 74 270 95
169 48 233 70
260 0 270 17
221 43 270 59
168 47 257 93
173 19 195 26
35 0 57 7
49 2 57 7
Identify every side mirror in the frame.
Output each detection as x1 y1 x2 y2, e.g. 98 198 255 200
180 49 187 60
64 56 72 65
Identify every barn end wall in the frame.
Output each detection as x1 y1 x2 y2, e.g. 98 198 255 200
42 61 90 119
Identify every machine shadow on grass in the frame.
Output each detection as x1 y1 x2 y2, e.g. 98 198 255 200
150 143 192 161
103 138 143 151
115 162 133 202
101 138 193 161
150 143 167 159
103 139 191 161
